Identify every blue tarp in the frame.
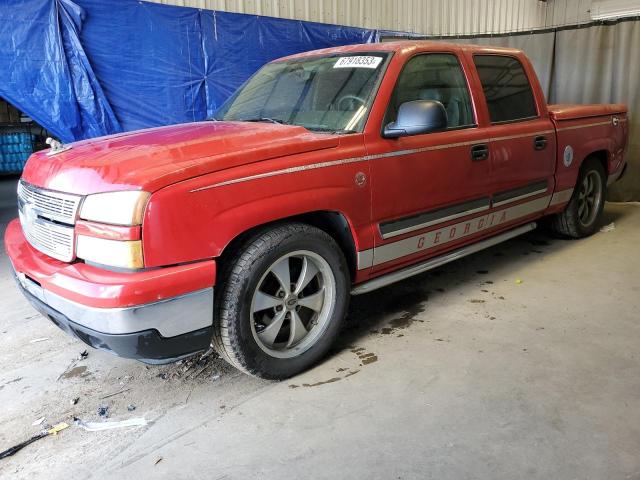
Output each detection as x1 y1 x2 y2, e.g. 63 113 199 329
0 0 379 142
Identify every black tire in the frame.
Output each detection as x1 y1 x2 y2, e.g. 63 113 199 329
549 157 606 238
212 223 350 379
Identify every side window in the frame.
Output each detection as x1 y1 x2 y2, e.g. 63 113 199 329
474 55 538 123
386 54 474 129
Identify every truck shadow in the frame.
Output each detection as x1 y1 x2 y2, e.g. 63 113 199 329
156 206 631 381
331 206 627 354
599 205 625 225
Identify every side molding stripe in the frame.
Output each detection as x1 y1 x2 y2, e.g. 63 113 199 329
491 129 554 142
555 120 611 132
190 129 555 192
189 119 616 193
357 195 550 270
356 249 374 271
352 223 537 295
379 197 491 240
492 180 549 207
549 188 574 206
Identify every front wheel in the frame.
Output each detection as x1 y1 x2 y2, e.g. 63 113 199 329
549 157 606 238
212 223 350 379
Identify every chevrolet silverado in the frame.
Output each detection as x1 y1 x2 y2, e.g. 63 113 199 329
5 42 629 379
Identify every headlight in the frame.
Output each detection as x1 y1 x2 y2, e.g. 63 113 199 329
80 191 150 226
76 235 144 269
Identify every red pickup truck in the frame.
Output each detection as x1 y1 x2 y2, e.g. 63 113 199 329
5 42 628 379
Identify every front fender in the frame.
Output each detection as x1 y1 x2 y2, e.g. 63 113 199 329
142 163 371 268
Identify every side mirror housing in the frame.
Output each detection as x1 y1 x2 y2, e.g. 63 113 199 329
383 100 448 139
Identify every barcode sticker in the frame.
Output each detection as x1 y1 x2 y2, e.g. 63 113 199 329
334 56 383 69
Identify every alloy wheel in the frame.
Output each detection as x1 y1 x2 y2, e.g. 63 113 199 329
577 170 603 227
250 250 336 359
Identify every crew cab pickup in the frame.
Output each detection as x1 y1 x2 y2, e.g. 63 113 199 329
5 42 628 379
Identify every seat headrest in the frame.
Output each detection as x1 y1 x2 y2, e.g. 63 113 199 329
417 88 443 102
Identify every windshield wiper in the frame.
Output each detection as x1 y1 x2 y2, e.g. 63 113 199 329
305 126 357 135
240 117 290 125
231 118 356 134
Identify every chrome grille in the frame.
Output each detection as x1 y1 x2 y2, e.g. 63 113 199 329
17 180 82 262
18 180 81 224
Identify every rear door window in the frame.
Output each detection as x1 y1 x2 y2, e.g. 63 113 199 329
474 55 537 123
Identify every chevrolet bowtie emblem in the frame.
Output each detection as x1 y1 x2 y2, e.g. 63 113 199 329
24 200 38 225
45 137 72 156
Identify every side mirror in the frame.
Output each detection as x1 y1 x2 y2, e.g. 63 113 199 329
383 100 448 139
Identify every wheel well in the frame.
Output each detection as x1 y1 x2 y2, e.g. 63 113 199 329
295 211 357 277
218 211 358 279
586 150 609 175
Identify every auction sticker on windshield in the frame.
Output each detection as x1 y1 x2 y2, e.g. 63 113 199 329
334 56 383 69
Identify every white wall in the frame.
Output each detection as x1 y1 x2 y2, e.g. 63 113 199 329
590 0 640 19
147 0 595 35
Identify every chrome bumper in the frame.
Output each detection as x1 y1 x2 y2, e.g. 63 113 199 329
15 271 213 363
15 271 214 338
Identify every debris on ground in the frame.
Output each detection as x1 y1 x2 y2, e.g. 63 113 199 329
515 278 523 284
57 350 90 381
183 347 218 379
0 422 69 460
100 388 131 400
127 405 136 412
600 222 615 232
29 337 49 344
74 417 147 432
155 457 163 465
71 397 80 405
97 405 110 418
159 346 221 381
49 423 68 435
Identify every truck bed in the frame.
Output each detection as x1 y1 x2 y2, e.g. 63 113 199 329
548 103 627 121
548 103 628 193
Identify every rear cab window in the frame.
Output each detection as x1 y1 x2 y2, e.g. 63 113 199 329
385 53 476 130
473 55 538 123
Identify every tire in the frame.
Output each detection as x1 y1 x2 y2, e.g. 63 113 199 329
549 157 606 238
212 223 350 379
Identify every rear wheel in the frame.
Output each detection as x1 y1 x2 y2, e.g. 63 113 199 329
212 223 350 379
550 157 606 238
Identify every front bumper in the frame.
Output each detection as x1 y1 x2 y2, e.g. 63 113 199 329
16 275 213 363
5 219 216 363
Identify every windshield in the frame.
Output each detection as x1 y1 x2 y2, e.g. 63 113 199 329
213 53 389 133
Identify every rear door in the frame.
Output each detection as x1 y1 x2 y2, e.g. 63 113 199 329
472 54 556 216
367 52 492 272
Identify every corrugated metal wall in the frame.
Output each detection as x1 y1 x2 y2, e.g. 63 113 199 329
147 0 593 36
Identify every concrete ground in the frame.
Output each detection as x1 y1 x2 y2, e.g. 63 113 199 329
0 175 639 480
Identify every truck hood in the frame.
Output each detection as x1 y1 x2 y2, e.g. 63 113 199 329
21 122 339 195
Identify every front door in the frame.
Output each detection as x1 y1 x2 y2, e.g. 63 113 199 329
367 52 492 273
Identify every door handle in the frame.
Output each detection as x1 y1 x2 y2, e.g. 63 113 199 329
534 136 548 150
471 144 489 161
